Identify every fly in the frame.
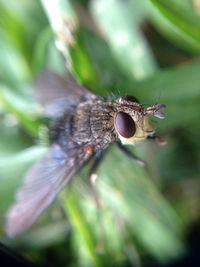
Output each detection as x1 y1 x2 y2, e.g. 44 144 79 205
5 71 166 238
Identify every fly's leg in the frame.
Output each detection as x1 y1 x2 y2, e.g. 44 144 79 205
88 149 108 252
88 154 104 211
88 147 109 196
147 135 166 145
117 141 146 166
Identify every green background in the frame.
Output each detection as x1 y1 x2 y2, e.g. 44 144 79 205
0 0 200 266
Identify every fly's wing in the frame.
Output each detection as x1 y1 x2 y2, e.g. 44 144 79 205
5 144 93 238
34 70 98 117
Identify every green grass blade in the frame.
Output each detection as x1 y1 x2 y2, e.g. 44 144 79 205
0 86 40 136
90 0 158 80
97 145 185 262
41 0 101 91
62 190 102 267
150 0 200 53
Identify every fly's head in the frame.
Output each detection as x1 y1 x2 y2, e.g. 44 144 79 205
114 96 166 145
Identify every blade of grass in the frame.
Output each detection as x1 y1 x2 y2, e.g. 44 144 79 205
0 86 40 137
90 0 158 80
0 31 31 88
40 0 101 91
61 190 102 267
148 0 200 53
97 145 185 262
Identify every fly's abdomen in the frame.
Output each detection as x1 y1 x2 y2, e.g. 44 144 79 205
49 106 77 151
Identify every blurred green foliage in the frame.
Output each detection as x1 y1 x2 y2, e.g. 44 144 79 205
0 0 200 266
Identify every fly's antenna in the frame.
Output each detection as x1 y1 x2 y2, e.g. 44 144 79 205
143 104 166 119
155 88 163 105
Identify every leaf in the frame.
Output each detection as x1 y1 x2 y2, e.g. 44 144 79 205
97 145 185 262
90 0 158 80
41 0 101 91
0 32 31 88
62 191 103 267
149 0 200 53
0 86 40 136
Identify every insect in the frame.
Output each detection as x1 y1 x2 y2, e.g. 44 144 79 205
5 71 165 238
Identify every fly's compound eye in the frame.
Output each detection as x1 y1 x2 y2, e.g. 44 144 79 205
115 112 136 138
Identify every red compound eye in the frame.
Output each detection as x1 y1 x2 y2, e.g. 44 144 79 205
115 112 136 138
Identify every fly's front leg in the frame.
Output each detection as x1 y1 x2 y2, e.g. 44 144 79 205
117 141 146 167
147 135 166 145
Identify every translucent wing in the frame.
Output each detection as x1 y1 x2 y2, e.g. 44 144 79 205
34 70 98 117
5 144 93 238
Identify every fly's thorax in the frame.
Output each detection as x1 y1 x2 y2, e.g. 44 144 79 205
72 99 117 148
90 100 117 147
113 97 155 145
